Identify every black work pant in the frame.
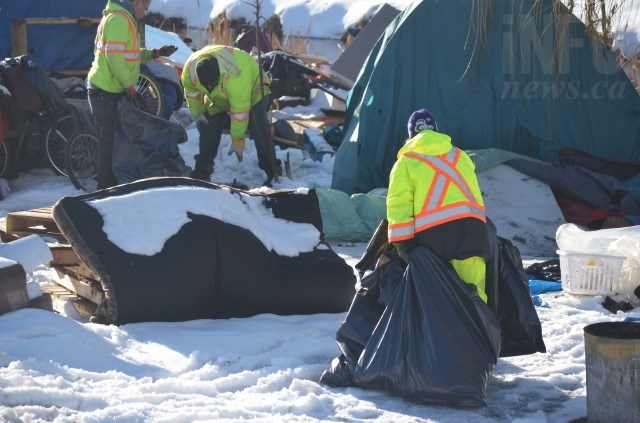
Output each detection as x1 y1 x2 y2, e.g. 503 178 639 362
196 97 278 180
88 87 121 190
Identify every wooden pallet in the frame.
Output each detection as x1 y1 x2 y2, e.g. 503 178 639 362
42 255 103 317
41 282 98 316
48 245 103 312
50 268 103 305
5 207 65 241
4 206 104 317
48 245 98 281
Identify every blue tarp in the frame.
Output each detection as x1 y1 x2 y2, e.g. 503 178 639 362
528 280 563 295
0 0 104 71
332 0 640 194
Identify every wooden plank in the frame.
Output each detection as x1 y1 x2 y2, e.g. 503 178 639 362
41 284 97 317
69 298 97 316
56 264 99 286
22 17 101 25
11 20 27 57
53 70 90 77
291 120 325 131
9 207 53 218
313 115 344 126
42 284 71 295
5 207 65 241
273 135 302 149
10 17 100 73
48 245 82 266
48 245 97 281
9 228 64 241
289 117 343 132
6 207 55 229
50 268 104 305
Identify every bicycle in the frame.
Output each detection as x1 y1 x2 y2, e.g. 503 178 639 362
64 67 181 193
0 55 87 179
0 97 100 188
52 71 163 182
64 130 100 193
136 70 164 118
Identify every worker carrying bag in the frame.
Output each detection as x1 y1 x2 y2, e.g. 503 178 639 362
322 246 502 407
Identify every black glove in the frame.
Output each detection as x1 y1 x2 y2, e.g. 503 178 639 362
155 45 178 58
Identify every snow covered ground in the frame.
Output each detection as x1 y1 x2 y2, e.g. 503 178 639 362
1 1 640 421
0 283 637 423
1 98 639 421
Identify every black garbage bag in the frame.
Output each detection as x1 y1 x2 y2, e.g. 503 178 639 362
320 252 404 387
325 246 502 407
496 237 547 357
354 219 391 276
327 214 542 394
113 99 191 184
525 259 561 282
484 218 500 315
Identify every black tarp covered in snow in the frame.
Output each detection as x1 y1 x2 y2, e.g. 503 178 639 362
52 177 356 325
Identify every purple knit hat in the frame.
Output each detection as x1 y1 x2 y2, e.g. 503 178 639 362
407 108 438 137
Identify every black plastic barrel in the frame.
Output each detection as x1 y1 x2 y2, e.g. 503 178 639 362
584 322 640 422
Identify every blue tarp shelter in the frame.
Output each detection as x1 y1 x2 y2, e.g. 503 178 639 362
332 0 640 194
0 0 104 71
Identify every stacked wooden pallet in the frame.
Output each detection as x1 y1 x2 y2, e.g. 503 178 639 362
5 207 103 316
5 207 65 241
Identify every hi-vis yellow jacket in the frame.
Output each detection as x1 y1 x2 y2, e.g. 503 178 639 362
87 1 155 93
181 45 270 140
387 130 486 243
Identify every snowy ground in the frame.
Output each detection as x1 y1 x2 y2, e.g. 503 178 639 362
1 103 639 422
2 0 640 416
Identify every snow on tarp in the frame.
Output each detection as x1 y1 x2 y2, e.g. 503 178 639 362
52 177 356 324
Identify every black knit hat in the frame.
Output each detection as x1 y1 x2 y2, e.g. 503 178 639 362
196 57 220 90
407 108 438 137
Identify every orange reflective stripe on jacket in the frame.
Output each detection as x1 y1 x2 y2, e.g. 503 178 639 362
95 11 139 62
387 147 485 242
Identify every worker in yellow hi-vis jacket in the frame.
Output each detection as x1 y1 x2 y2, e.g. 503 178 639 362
87 0 177 189
181 45 279 186
387 108 490 302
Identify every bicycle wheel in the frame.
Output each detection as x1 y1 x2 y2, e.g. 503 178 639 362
136 72 164 117
43 114 77 177
0 139 15 179
65 131 99 192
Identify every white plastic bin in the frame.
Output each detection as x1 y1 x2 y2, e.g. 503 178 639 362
557 250 626 296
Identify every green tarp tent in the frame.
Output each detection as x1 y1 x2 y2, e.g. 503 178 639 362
332 0 640 194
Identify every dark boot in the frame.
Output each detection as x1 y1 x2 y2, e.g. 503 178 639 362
190 166 212 182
